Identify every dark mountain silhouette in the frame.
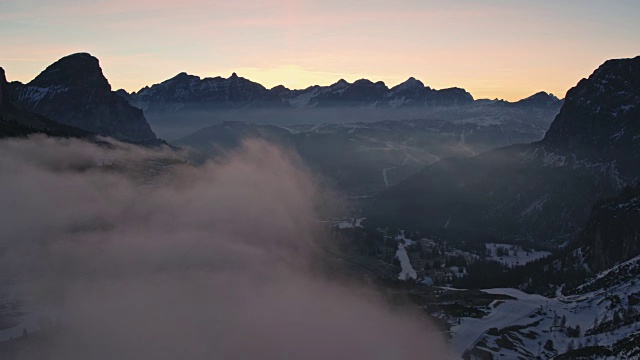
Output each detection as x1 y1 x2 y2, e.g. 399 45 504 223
119 73 476 112
125 71 289 114
117 72 562 140
9 53 157 144
510 91 562 109
1 66 91 138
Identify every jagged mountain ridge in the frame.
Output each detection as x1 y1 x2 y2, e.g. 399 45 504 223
125 72 289 114
117 71 562 140
119 70 564 114
8 53 158 144
120 72 483 113
367 56 640 245
0 66 91 138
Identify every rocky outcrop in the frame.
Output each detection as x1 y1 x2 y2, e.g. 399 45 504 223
1 66 91 138
581 184 640 272
10 53 157 143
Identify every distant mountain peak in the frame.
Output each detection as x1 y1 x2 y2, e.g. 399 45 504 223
384 77 428 95
526 91 558 101
28 52 110 91
123 71 476 112
270 84 289 92
393 77 425 91
331 78 348 87
510 91 562 108
167 72 200 83
353 79 374 86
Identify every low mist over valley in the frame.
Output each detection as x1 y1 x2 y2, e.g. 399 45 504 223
0 135 447 359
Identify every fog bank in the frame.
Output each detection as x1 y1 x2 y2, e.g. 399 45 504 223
0 135 446 359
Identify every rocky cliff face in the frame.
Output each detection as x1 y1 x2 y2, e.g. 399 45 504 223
0 67 11 112
1 66 91 138
580 184 640 273
544 57 640 148
542 56 640 173
10 53 157 143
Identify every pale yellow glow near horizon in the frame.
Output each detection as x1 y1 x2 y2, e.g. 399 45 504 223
3 54 624 102
1 1 639 101
0 53 624 101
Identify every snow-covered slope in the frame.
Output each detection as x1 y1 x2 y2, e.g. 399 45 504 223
454 255 640 359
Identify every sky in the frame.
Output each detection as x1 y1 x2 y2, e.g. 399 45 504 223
1 0 639 101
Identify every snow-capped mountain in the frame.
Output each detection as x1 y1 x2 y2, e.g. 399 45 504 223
8 53 158 143
368 56 640 245
126 72 288 114
120 74 476 113
117 71 561 140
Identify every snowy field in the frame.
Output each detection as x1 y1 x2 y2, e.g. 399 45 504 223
396 244 417 280
395 230 417 280
450 255 640 359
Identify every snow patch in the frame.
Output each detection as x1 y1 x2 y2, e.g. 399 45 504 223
396 244 417 281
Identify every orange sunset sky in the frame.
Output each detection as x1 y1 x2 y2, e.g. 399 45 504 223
1 0 639 101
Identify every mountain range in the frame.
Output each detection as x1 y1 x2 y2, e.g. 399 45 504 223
119 72 481 112
115 67 562 140
2 52 563 143
0 53 563 197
